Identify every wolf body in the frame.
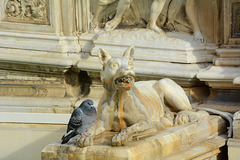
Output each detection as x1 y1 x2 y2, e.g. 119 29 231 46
77 46 207 147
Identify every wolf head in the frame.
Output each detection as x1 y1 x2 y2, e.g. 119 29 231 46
98 46 135 91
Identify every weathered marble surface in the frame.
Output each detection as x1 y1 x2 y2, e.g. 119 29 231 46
233 111 240 139
91 29 216 63
0 0 237 160
42 116 226 160
228 138 240 160
197 48 240 90
79 28 216 89
227 110 240 160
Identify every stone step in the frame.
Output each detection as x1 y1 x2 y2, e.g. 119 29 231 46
197 66 240 89
233 77 240 85
228 138 240 160
216 48 240 58
226 45 240 49
214 58 240 66
163 135 227 160
229 38 240 45
0 112 70 124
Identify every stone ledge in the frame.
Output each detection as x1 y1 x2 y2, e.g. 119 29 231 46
163 135 226 160
227 138 240 160
197 66 240 89
41 116 226 160
233 77 240 85
227 138 240 148
0 48 73 68
216 48 240 57
0 31 81 53
197 104 240 113
0 112 70 124
77 56 209 87
91 29 216 63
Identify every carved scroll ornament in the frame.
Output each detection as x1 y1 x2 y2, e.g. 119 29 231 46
4 0 49 24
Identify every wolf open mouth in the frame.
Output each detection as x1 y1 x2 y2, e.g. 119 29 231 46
114 75 134 89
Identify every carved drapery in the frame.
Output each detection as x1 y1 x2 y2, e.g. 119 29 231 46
4 0 49 24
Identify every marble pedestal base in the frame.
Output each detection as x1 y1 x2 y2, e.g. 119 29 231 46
42 116 226 160
90 29 216 64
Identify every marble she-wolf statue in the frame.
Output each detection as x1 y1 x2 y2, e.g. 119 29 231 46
77 46 208 147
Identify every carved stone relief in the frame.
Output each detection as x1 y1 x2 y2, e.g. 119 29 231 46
232 2 240 38
3 0 49 24
0 68 66 97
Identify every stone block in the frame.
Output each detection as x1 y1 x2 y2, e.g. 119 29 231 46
42 116 226 160
228 138 240 160
233 111 240 139
91 29 216 64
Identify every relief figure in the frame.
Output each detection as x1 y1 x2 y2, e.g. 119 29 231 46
91 0 203 42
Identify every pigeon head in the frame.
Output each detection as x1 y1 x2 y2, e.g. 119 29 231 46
79 99 96 116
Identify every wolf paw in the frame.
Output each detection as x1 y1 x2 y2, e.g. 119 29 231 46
76 134 94 148
111 128 128 146
175 110 209 125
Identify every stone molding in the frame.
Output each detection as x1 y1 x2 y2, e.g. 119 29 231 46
0 112 70 124
233 77 240 85
197 48 240 89
77 55 209 87
197 66 240 89
0 85 65 97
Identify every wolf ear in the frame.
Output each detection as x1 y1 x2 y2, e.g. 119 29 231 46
99 48 112 65
123 45 134 59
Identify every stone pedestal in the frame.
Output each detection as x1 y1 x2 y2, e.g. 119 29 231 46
42 116 226 160
91 29 216 63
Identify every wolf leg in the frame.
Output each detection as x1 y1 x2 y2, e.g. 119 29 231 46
111 120 151 146
155 78 192 111
76 119 106 147
175 110 209 125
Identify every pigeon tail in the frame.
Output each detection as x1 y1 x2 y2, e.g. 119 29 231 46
61 130 76 144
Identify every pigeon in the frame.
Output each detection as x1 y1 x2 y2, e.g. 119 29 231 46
61 99 97 144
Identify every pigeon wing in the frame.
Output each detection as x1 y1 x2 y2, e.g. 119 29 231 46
61 108 83 144
67 108 83 132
